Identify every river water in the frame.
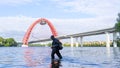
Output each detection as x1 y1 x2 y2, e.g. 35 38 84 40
0 47 120 68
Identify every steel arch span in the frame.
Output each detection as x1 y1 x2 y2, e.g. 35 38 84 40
22 18 58 47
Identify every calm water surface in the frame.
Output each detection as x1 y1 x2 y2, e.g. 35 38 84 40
0 47 120 68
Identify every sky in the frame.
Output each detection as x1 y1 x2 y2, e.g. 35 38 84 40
0 0 120 42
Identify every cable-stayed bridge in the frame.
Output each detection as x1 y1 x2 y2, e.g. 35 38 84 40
22 18 118 47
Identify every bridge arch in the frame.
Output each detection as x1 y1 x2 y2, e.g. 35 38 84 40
22 18 58 47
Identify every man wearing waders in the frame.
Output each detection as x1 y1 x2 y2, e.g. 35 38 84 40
51 35 62 60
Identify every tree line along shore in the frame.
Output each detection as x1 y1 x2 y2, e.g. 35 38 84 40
28 40 120 47
0 37 17 47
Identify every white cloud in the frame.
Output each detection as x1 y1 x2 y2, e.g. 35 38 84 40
0 16 37 32
0 0 118 42
0 16 116 34
0 16 116 41
50 17 116 35
52 0 120 17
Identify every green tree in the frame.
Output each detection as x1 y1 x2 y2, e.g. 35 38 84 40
0 37 4 47
115 13 120 47
115 13 120 35
4 38 17 47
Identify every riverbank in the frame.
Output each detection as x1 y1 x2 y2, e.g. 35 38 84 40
28 40 120 47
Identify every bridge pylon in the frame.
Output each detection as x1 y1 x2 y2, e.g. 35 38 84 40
22 18 57 47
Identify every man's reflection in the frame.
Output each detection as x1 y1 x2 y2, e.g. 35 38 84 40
51 59 62 68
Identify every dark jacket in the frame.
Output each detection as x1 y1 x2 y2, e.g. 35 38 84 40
51 38 61 49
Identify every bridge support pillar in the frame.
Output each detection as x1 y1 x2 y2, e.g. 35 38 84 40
22 44 28 47
113 32 117 47
105 32 110 47
70 36 74 47
80 37 83 47
75 37 79 47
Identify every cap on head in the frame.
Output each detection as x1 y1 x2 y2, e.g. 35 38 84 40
51 35 54 39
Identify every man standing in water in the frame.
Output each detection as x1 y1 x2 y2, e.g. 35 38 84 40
50 35 62 60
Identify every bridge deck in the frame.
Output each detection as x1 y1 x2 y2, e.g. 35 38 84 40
29 27 115 43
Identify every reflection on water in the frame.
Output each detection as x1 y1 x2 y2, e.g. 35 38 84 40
24 48 41 67
50 59 62 68
0 47 120 68
113 47 120 68
106 47 111 58
23 47 51 68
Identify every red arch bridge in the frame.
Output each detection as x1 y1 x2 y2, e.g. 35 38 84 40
22 18 57 47
22 18 119 47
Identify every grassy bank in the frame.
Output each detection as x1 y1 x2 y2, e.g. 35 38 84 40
28 40 120 47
